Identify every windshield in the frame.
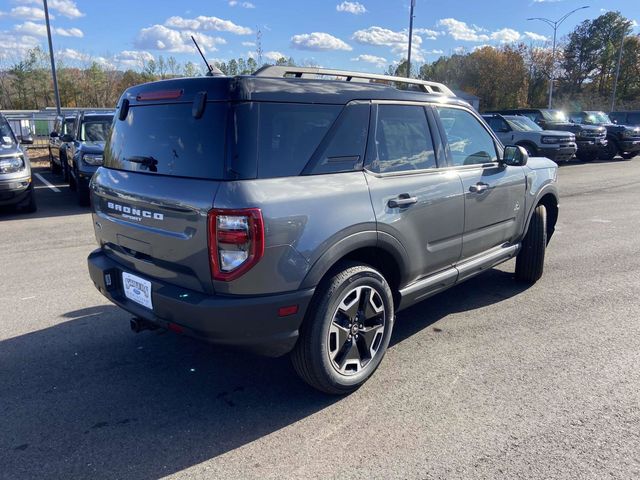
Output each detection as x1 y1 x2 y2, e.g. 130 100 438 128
0 117 17 148
81 116 113 142
586 112 612 124
506 116 543 132
542 110 569 123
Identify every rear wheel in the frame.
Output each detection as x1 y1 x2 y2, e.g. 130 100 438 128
515 204 546 284
621 152 637 160
292 263 394 395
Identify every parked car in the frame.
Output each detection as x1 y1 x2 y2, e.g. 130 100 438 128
483 113 577 162
568 111 640 160
488 108 607 162
0 114 36 213
49 113 76 178
64 111 114 205
609 111 640 128
87 67 559 394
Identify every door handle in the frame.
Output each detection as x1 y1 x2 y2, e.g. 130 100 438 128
469 182 489 193
388 194 418 208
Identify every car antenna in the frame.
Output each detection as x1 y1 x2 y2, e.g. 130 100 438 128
191 35 223 76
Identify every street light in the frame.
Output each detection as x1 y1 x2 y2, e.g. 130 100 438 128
528 5 589 109
406 0 416 78
43 0 61 115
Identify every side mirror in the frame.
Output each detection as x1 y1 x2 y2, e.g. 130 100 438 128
19 135 34 145
502 145 528 166
61 134 74 143
50 131 58 138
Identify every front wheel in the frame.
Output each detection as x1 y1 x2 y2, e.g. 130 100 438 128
291 263 395 395
515 204 547 284
599 140 618 161
518 143 537 157
621 152 637 160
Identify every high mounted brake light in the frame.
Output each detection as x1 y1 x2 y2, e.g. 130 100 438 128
136 89 183 101
208 208 264 281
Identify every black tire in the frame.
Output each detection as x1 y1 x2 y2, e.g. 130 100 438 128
517 142 537 157
68 166 77 191
20 188 37 214
291 263 395 395
515 204 547 284
61 154 70 183
621 152 636 160
599 139 618 160
49 150 59 174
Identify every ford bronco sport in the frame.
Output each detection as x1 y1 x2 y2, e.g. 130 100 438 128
88 67 559 394
0 114 36 213
568 110 640 160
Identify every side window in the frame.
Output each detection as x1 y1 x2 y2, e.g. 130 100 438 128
521 112 539 123
486 117 508 133
258 103 340 178
308 103 369 175
609 112 625 124
367 104 436 173
436 106 498 167
627 113 640 125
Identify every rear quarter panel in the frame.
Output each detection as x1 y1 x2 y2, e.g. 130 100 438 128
212 171 376 295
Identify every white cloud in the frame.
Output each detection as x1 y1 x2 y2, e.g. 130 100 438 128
336 1 367 15
0 31 40 59
437 18 490 41
290 32 352 51
229 1 256 8
242 41 256 47
414 28 441 40
472 44 493 52
524 31 549 42
13 21 83 38
490 28 520 43
351 54 387 67
9 6 48 20
116 50 155 69
352 26 425 61
135 25 226 53
165 15 252 35
264 50 285 61
58 47 90 62
18 0 84 18
424 49 444 55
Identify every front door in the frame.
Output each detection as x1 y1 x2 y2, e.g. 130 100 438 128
434 106 526 260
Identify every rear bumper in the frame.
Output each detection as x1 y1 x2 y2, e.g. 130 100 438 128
539 144 577 162
0 177 31 206
87 249 314 357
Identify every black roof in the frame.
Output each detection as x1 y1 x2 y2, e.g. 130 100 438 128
120 76 471 108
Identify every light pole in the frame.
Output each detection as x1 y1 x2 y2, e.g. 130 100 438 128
528 5 589 109
406 0 415 78
43 0 61 115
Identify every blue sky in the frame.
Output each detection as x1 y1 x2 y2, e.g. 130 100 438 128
0 0 638 72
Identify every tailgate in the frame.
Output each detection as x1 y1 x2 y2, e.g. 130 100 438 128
91 169 220 294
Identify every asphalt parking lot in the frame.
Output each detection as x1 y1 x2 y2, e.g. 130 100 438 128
1 158 639 479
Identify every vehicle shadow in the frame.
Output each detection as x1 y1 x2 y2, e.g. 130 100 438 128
0 267 527 479
558 155 635 167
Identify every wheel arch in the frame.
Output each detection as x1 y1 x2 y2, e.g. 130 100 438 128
516 140 538 155
524 189 558 243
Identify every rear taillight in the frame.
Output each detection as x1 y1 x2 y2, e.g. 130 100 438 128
208 208 264 281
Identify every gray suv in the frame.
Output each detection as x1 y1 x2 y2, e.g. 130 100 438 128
0 114 36 213
87 67 559 394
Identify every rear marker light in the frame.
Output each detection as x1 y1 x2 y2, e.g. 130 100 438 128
208 208 265 281
168 323 183 334
278 305 299 317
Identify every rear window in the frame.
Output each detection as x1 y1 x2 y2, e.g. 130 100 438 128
81 116 113 142
104 102 227 179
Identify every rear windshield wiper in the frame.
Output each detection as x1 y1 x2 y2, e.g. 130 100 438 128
125 156 158 172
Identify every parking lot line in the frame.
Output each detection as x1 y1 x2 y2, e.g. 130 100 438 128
34 173 61 193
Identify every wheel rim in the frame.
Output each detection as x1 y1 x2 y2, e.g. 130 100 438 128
327 285 386 376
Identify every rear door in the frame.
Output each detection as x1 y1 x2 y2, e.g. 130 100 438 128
92 98 229 294
365 102 465 286
434 105 526 260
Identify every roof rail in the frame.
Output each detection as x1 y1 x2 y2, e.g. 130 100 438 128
253 66 455 96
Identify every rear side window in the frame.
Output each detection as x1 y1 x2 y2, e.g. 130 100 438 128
436 106 497 166
486 116 509 132
367 104 436 173
64 118 75 135
627 113 640 125
257 103 340 178
104 102 227 180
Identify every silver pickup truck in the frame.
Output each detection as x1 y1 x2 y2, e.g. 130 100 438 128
483 113 577 162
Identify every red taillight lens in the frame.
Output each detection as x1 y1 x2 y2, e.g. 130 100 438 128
136 89 183 101
208 208 264 281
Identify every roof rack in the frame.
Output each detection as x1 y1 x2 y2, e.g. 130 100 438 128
253 66 455 96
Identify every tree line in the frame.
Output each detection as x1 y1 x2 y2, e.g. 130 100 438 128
0 10 638 112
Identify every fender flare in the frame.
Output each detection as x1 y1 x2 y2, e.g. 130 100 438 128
521 183 559 241
299 230 410 290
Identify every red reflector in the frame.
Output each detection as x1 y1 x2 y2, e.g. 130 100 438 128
278 305 299 317
168 323 183 334
217 230 249 244
136 89 183 101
